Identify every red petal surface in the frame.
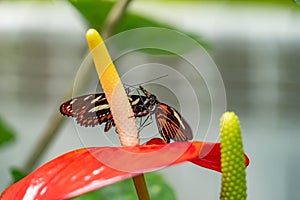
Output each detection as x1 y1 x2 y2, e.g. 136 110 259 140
1 139 249 200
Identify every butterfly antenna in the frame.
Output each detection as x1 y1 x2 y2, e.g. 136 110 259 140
124 85 137 95
136 74 168 87
123 74 168 89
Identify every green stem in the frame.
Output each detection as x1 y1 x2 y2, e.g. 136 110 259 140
23 113 64 173
23 64 93 173
133 174 150 200
102 0 133 39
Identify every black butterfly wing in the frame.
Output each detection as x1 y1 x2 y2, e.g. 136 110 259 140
60 93 113 128
59 92 193 142
60 94 149 129
155 103 193 143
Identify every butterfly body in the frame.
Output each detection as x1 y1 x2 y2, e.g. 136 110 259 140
60 87 193 143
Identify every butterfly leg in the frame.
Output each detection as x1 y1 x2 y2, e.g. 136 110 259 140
138 114 156 134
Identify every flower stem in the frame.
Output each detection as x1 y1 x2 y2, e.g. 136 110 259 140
133 174 151 200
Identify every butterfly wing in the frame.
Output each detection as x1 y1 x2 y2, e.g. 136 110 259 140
59 92 193 142
59 94 149 129
155 103 193 143
60 93 113 128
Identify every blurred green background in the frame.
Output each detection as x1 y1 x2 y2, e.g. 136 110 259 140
0 0 300 199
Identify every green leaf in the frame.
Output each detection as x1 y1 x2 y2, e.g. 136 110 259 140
146 172 177 200
72 172 176 200
68 0 209 51
295 0 300 6
10 167 27 183
68 0 113 31
0 117 15 147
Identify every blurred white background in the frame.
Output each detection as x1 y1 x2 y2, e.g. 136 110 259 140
0 1 300 199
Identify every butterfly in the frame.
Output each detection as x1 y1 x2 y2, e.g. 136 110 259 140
59 86 193 143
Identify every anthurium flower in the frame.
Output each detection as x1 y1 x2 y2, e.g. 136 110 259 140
1 29 250 200
0 138 249 200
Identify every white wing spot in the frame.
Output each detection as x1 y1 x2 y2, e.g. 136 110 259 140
88 104 110 113
70 99 77 104
84 95 92 101
171 108 185 129
91 95 103 104
131 98 140 105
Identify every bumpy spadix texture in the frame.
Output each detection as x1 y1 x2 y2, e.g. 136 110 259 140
220 112 247 200
86 29 139 146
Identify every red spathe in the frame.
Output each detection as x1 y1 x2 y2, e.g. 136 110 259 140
1 138 249 200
